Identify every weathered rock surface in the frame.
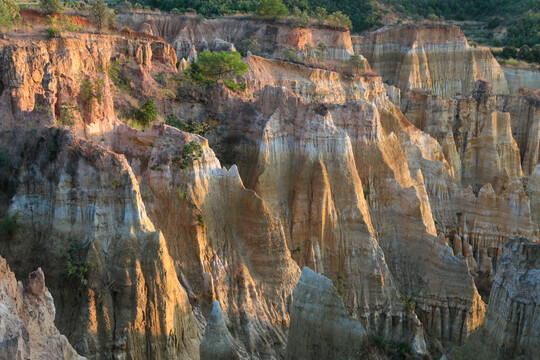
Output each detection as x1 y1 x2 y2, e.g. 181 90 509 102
116 14 354 61
0 130 201 360
484 238 539 359
200 301 239 360
503 66 540 93
354 25 509 98
0 255 84 360
285 267 367 359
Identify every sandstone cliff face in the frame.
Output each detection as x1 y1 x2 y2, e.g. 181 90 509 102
0 33 177 138
0 129 200 360
503 66 540 93
353 25 509 98
0 256 84 360
484 238 539 359
401 82 538 272
285 267 367 359
116 13 354 61
110 123 302 358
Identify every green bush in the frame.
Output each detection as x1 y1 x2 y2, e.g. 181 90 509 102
166 114 211 136
506 11 540 48
290 7 310 28
257 0 289 20
45 26 62 38
236 38 261 57
280 47 298 62
39 0 64 15
0 214 18 237
179 141 203 169
400 295 416 312
89 0 116 31
107 60 131 92
136 99 158 127
59 101 79 127
80 78 104 111
0 0 21 30
186 50 249 87
197 214 205 227
327 11 352 30
62 238 93 286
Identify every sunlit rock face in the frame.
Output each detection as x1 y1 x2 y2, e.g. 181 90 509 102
484 238 539 360
116 13 354 61
0 130 201 360
0 256 85 360
0 15 537 359
353 25 509 98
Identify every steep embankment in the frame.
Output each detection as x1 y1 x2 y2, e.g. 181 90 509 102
0 17 537 360
353 25 509 98
0 256 84 360
116 13 354 61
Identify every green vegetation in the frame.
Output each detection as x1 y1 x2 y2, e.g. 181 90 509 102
0 0 21 29
366 332 414 359
333 273 347 298
62 238 93 286
197 213 205 226
58 102 79 127
236 38 261 57
0 214 18 237
136 99 158 127
45 26 62 38
291 246 302 255
80 78 105 111
179 141 203 169
506 11 540 48
166 115 211 136
347 54 366 76
400 295 416 312
257 0 289 19
280 47 298 62
111 179 120 188
39 0 64 15
176 187 186 199
0 152 18 195
89 0 116 31
107 60 131 93
186 50 249 90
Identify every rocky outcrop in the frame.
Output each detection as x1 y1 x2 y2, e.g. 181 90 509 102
0 33 176 138
0 255 84 360
353 25 509 98
484 238 539 359
200 301 239 360
285 267 368 359
503 66 540 93
116 13 354 61
0 129 201 360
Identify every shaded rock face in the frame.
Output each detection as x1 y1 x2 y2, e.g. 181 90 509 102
116 13 354 61
484 238 539 360
0 255 84 360
285 267 368 359
402 82 539 271
200 301 239 360
0 130 201 360
353 25 509 98
503 66 540 93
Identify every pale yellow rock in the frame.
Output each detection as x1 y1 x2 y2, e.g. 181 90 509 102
0 256 84 360
353 25 509 98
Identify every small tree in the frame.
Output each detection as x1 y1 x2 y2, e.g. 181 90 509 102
314 7 327 25
348 54 365 76
327 11 352 30
137 99 158 126
0 0 20 29
90 0 116 32
237 38 261 57
186 51 249 87
257 0 289 20
39 0 64 15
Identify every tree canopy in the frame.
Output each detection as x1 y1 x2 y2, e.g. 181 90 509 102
0 0 20 29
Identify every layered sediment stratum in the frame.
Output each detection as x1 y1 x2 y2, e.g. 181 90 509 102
353 25 509 98
0 16 537 360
